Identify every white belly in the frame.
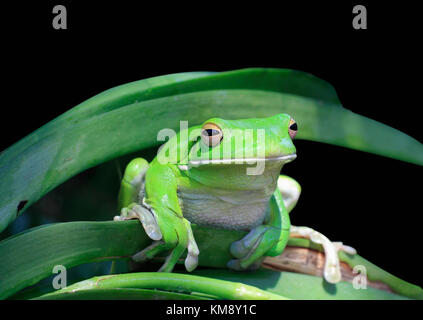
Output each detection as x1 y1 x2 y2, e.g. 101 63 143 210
177 188 271 231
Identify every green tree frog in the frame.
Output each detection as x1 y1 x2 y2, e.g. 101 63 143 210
114 113 356 283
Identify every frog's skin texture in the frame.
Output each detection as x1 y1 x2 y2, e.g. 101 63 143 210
114 114 355 283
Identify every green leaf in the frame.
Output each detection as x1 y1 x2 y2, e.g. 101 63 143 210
0 221 148 299
1 68 422 232
1 220 421 299
34 288 212 300
190 269 410 300
36 272 285 300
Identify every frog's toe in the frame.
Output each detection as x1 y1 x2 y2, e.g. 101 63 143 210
158 255 177 273
334 242 357 255
227 258 243 271
132 240 165 262
227 257 264 271
132 240 182 273
184 220 199 272
157 240 188 273
132 204 162 241
184 251 198 272
113 206 137 221
229 235 269 270
230 226 267 258
248 257 265 270
229 225 282 270
132 233 185 273
290 226 357 283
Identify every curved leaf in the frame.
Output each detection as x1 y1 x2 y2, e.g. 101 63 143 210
1 69 422 232
1 220 421 299
36 272 285 300
191 269 409 300
34 288 211 300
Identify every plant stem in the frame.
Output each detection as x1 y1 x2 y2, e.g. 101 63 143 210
34 287 211 300
37 272 287 300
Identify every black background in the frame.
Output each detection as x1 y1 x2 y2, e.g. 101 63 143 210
1 0 422 292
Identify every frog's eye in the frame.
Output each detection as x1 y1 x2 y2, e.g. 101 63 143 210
201 123 223 147
288 118 298 139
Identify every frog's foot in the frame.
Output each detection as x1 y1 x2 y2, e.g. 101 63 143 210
227 257 265 271
138 216 198 273
183 220 200 272
278 175 301 213
290 225 357 283
114 203 162 240
115 203 199 272
228 225 286 271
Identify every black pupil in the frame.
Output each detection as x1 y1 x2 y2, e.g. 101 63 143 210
290 123 298 131
204 129 219 136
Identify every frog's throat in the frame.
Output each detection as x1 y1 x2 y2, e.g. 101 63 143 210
187 153 296 166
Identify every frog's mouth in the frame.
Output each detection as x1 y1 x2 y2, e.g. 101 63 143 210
187 153 296 166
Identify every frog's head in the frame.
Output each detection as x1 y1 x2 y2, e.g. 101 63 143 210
187 113 297 168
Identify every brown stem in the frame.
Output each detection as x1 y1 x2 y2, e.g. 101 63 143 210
262 246 393 293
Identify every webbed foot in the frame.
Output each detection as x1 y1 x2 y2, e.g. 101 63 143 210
114 203 199 272
290 225 357 283
227 224 289 271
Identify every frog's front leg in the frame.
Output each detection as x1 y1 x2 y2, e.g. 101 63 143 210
228 188 291 270
115 158 199 273
115 157 149 216
114 157 162 238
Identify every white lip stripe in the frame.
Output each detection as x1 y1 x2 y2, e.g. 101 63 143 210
188 154 297 165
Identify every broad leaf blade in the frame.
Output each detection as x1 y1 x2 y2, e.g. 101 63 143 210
1 74 422 232
191 268 409 300
1 220 421 299
34 288 211 300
